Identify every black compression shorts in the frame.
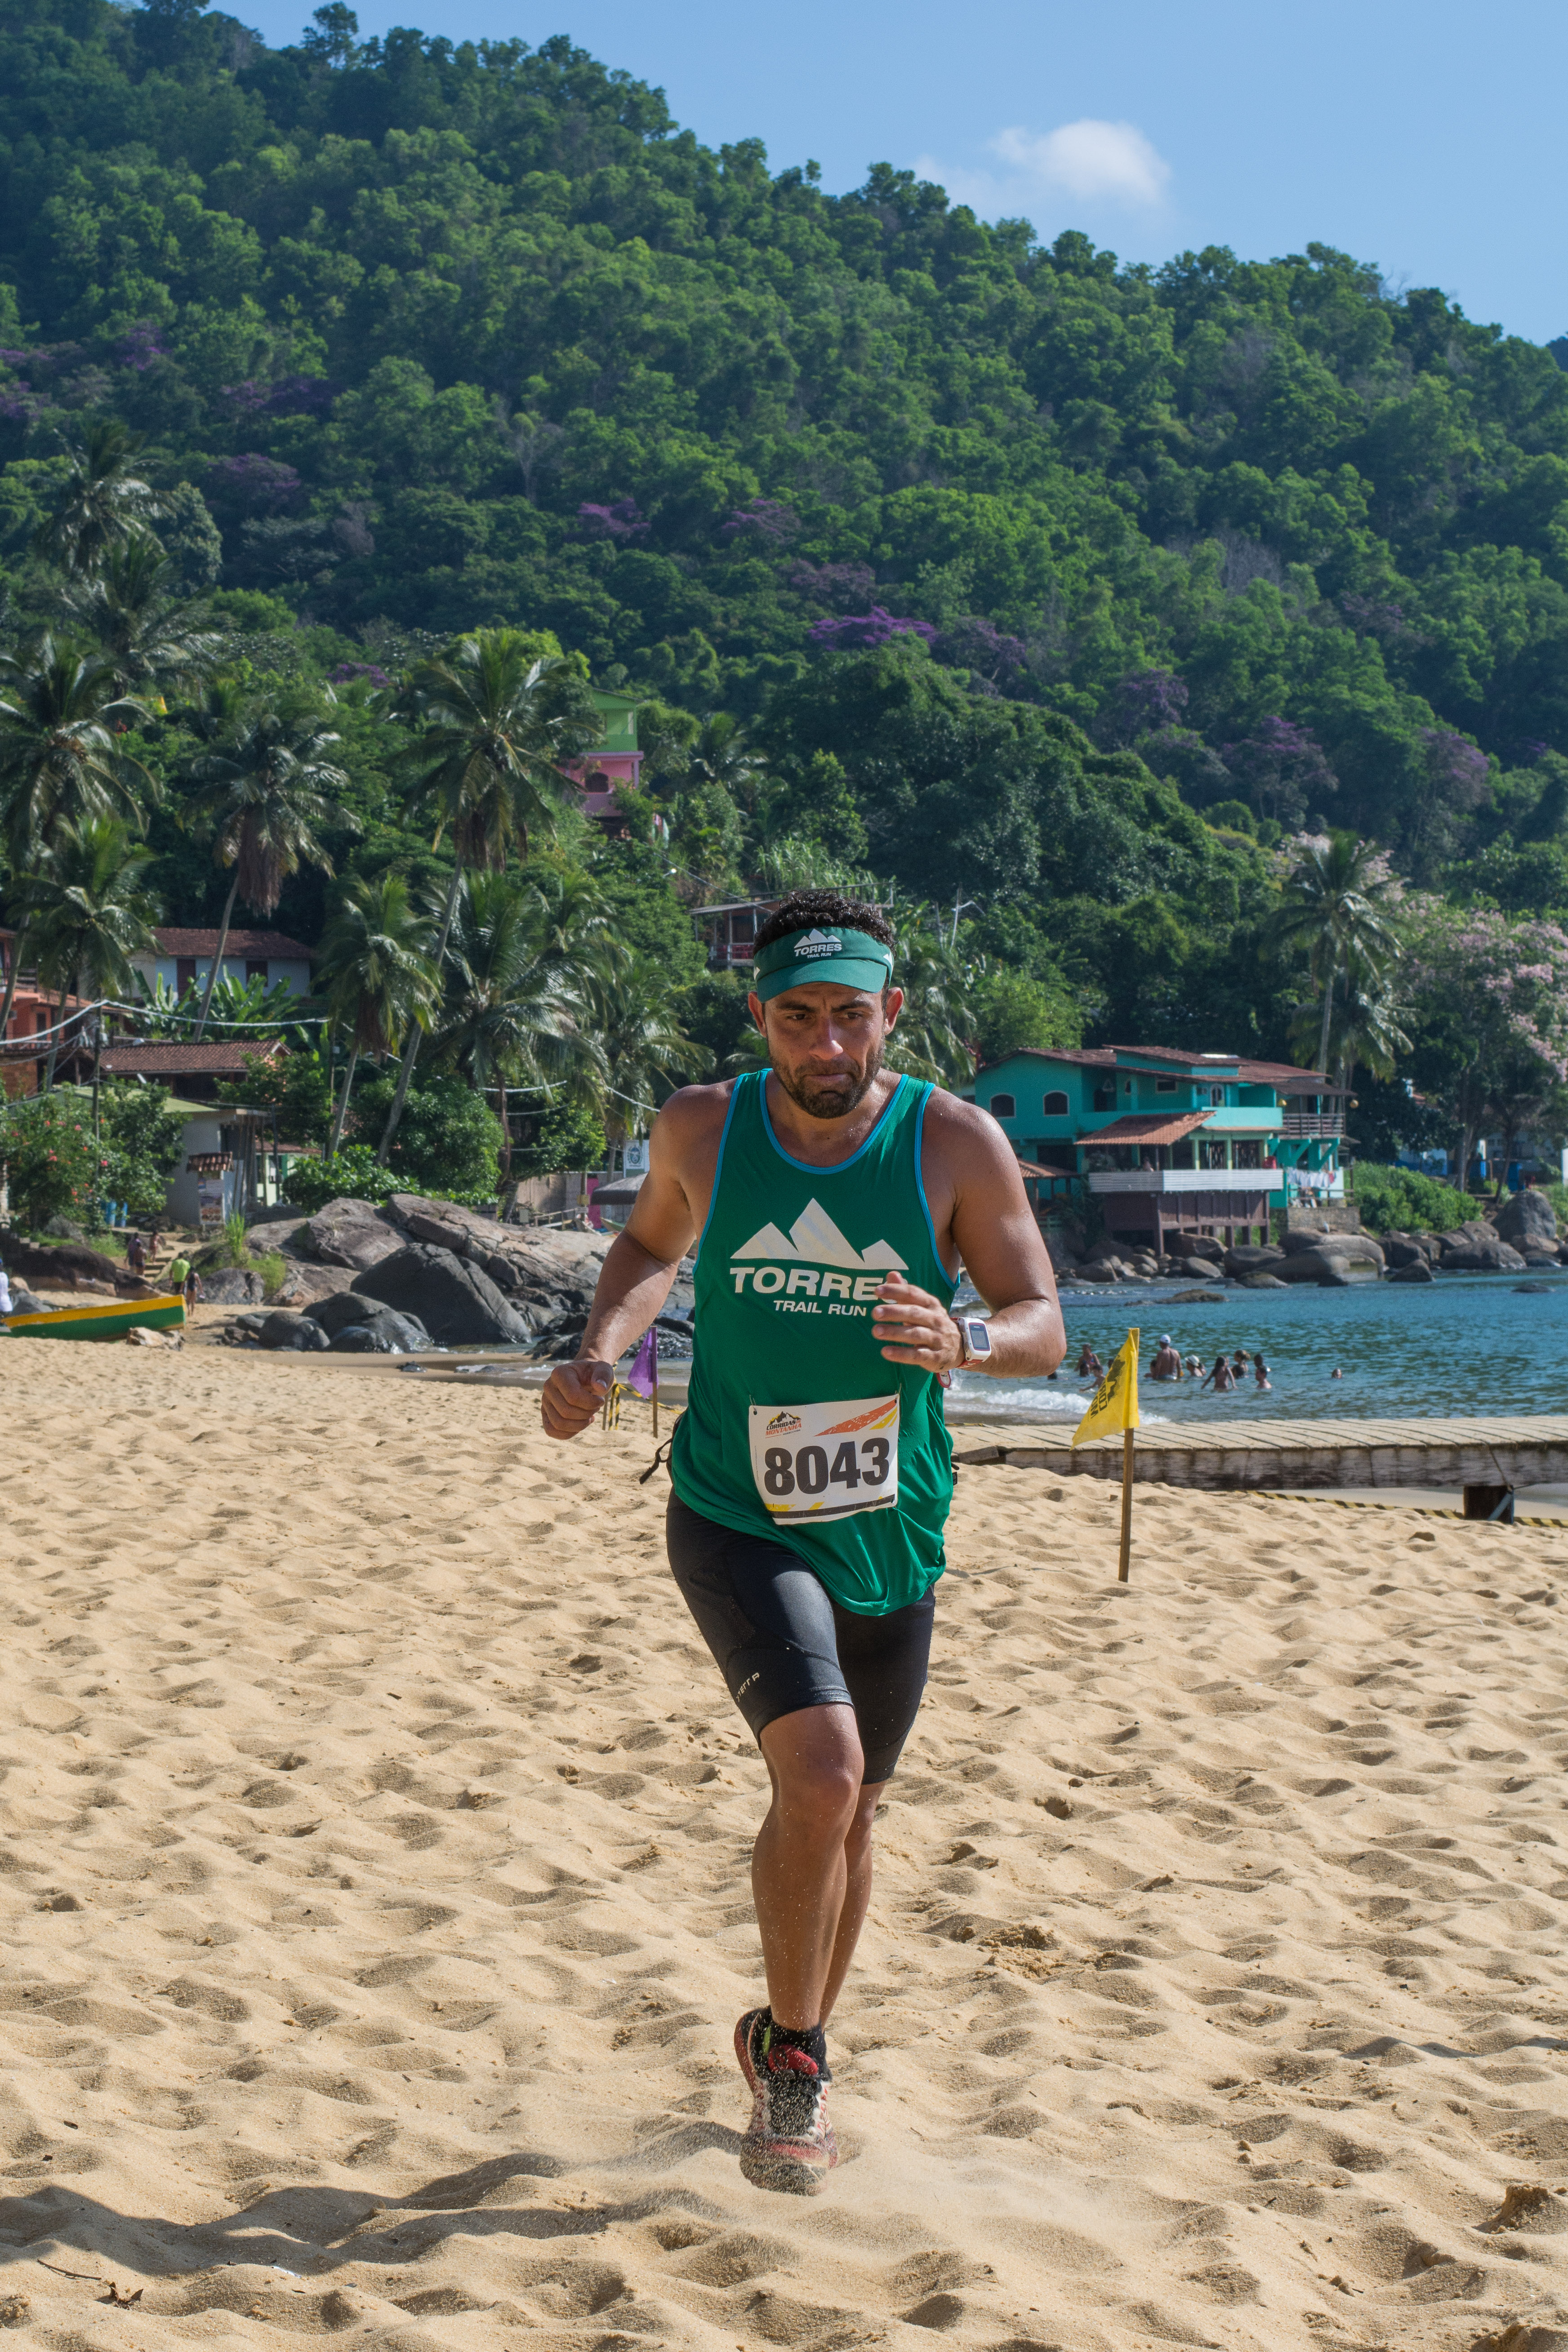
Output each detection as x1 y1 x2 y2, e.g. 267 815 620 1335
665 1492 934 1784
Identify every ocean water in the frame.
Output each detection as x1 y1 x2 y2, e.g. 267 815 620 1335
946 1270 1568 1424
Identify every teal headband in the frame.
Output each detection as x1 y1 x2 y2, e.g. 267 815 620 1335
752 925 895 1003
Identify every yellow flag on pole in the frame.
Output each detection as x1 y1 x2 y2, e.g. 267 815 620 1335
1072 1327 1140 1447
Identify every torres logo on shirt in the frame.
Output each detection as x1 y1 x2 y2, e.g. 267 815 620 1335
731 1200 905 1314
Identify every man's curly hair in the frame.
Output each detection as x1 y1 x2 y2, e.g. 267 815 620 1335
752 889 894 956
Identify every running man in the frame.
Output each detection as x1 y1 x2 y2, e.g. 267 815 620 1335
542 891 1064 2195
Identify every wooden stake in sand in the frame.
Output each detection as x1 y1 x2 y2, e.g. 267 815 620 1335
1071 1327 1140 1582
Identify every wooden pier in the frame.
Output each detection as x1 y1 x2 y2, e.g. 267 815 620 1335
952 1414 1568 1522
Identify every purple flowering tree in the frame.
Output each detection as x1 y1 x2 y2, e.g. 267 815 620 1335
1418 727 1491 809
223 375 341 416
116 323 167 372
331 662 392 689
787 558 876 611
806 607 937 652
933 616 1028 689
1110 667 1189 740
1403 896 1568 1189
1222 716 1337 826
205 454 303 513
721 496 798 543
578 498 648 542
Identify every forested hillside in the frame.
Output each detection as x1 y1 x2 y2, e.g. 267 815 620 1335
4 0 1568 1151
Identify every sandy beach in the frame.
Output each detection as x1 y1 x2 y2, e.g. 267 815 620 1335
0 1341 1565 2351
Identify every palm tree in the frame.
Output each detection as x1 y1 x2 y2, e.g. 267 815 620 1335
315 872 440 1155
1274 832 1403 1077
584 947 709 1144
186 698 352 1039
32 421 166 579
375 633 600 1161
880 904 979 1090
61 530 221 697
0 635 152 1043
688 712 769 811
431 871 605 1178
17 817 160 1097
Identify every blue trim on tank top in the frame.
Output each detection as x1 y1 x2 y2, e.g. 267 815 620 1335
691 1078 744 1262
758 1068 909 1174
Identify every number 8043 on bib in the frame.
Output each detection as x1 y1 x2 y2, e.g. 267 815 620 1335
746 1394 900 1525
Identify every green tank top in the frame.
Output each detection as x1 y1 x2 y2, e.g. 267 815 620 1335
669 1069 956 1616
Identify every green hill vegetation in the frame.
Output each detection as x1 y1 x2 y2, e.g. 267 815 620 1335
3 0 1568 1189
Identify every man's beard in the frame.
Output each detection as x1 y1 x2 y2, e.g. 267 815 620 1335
771 1040 884 1120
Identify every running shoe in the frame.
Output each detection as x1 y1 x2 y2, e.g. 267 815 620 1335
735 2009 838 2195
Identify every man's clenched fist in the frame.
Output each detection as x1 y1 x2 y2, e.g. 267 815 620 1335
541 1357 614 1439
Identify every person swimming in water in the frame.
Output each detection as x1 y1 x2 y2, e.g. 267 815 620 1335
1076 1343 1105 1380
1184 1352 1204 1379
1330 1367 1344 1380
1200 1353 1236 1393
1150 1334 1183 1381
1253 1353 1271 1390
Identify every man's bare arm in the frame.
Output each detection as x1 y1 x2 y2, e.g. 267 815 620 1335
539 1087 718 1439
922 1094 1065 1377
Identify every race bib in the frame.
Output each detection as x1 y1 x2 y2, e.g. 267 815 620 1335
748 1394 899 1524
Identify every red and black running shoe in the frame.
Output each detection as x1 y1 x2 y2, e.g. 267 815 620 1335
735 2009 838 2196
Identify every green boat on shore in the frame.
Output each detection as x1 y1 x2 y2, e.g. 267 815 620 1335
2 1293 186 1341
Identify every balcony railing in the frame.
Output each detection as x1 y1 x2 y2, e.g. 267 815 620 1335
1278 1110 1345 1139
1087 1167 1279 1195
706 941 756 967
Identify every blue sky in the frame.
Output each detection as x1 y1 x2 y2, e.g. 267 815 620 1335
237 0 1568 347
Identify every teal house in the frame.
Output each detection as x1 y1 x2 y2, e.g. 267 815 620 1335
965 1045 1347 1254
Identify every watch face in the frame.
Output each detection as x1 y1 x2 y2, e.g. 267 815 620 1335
966 1318 993 1357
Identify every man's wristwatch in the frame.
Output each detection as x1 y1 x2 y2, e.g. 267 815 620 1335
951 1314 993 1368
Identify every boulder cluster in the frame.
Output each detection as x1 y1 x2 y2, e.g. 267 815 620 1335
214 1192 693 1357
1046 1186 1567 1290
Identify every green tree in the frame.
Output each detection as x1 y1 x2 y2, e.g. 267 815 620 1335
314 872 440 1155
376 633 600 1161
972 965 1083 1063
432 869 606 1179
60 530 221 697
0 634 151 846
583 948 709 1143
346 1065 504 1199
31 422 165 580
216 1047 336 1146
99 1080 187 1216
0 1091 105 1231
1273 832 1404 1077
15 815 160 1095
185 697 351 1039
882 906 980 1089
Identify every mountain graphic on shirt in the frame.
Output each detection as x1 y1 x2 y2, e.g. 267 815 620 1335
732 1197 908 1273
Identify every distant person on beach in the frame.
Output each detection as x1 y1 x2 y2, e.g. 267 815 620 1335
1150 1335 1182 1381
125 1231 146 1276
0 1268 10 1316
1201 1353 1236 1392
1253 1354 1272 1390
540 888 1065 2197
1076 1343 1104 1380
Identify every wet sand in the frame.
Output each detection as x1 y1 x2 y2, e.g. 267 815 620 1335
0 1339 1565 2349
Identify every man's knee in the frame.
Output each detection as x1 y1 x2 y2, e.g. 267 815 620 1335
763 1710 864 1833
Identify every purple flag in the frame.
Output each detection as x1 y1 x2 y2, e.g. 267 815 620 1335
626 1326 658 1399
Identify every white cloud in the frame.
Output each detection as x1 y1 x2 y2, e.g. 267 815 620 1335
915 118 1172 225
992 119 1171 207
